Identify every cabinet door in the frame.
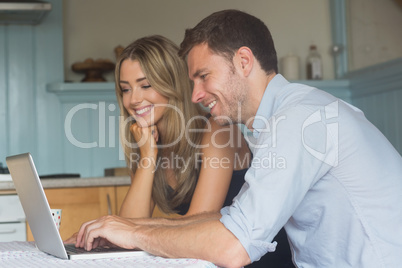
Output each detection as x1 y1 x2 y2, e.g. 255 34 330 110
0 222 26 242
115 185 130 216
27 186 116 241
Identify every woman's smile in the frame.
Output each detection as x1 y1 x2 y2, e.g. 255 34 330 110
135 105 153 116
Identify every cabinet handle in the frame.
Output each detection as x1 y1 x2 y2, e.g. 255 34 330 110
107 194 112 215
0 228 16 234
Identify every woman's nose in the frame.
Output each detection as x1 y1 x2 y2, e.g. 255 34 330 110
129 90 142 105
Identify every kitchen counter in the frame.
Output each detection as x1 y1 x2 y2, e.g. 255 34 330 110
0 176 131 192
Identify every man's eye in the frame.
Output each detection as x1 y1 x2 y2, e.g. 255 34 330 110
200 74 207 80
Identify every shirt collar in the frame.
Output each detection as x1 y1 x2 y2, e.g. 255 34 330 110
252 74 289 138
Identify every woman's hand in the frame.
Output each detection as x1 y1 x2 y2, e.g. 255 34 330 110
130 123 159 159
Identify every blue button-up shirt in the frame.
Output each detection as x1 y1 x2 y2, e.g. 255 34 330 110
220 74 402 267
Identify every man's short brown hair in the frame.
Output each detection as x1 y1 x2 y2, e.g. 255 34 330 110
179 9 278 75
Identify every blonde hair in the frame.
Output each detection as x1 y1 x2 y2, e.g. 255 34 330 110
115 35 206 214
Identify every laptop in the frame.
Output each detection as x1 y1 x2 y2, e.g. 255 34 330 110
6 152 149 260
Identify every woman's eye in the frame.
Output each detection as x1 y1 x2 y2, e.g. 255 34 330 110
121 88 130 93
142 85 151 89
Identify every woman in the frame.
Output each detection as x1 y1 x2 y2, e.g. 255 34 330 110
116 35 251 217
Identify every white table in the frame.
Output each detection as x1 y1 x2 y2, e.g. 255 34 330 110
0 241 218 267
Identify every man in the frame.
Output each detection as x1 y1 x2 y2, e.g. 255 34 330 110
76 10 402 267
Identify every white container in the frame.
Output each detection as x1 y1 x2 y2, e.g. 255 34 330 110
50 209 62 230
281 54 300 80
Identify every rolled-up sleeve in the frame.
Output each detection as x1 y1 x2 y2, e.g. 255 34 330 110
220 206 277 262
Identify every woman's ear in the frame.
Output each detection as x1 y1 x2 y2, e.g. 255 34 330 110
236 46 254 77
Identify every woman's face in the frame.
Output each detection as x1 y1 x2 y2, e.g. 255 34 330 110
120 59 169 128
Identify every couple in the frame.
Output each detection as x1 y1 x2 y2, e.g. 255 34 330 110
72 10 402 268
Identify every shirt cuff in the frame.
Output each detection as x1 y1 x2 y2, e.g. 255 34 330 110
220 206 277 262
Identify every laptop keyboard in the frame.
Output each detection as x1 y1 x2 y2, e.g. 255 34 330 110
64 244 135 254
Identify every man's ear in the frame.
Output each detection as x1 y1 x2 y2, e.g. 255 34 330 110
236 46 254 77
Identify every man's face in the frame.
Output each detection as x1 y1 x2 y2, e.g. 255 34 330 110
187 43 248 126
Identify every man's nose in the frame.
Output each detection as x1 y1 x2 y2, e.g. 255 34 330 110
191 83 206 103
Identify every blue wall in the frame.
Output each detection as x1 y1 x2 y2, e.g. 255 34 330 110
348 58 402 154
0 0 124 177
0 0 65 175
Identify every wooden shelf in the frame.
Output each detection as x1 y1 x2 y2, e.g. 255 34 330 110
47 82 115 92
46 82 116 102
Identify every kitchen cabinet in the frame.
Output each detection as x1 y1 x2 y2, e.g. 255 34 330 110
1 176 179 242
115 185 129 216
0 194 26 242
25 185 177 241
27 186 117 241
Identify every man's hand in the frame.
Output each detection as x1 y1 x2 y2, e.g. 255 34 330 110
64 232 78 244
75 215 139 251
